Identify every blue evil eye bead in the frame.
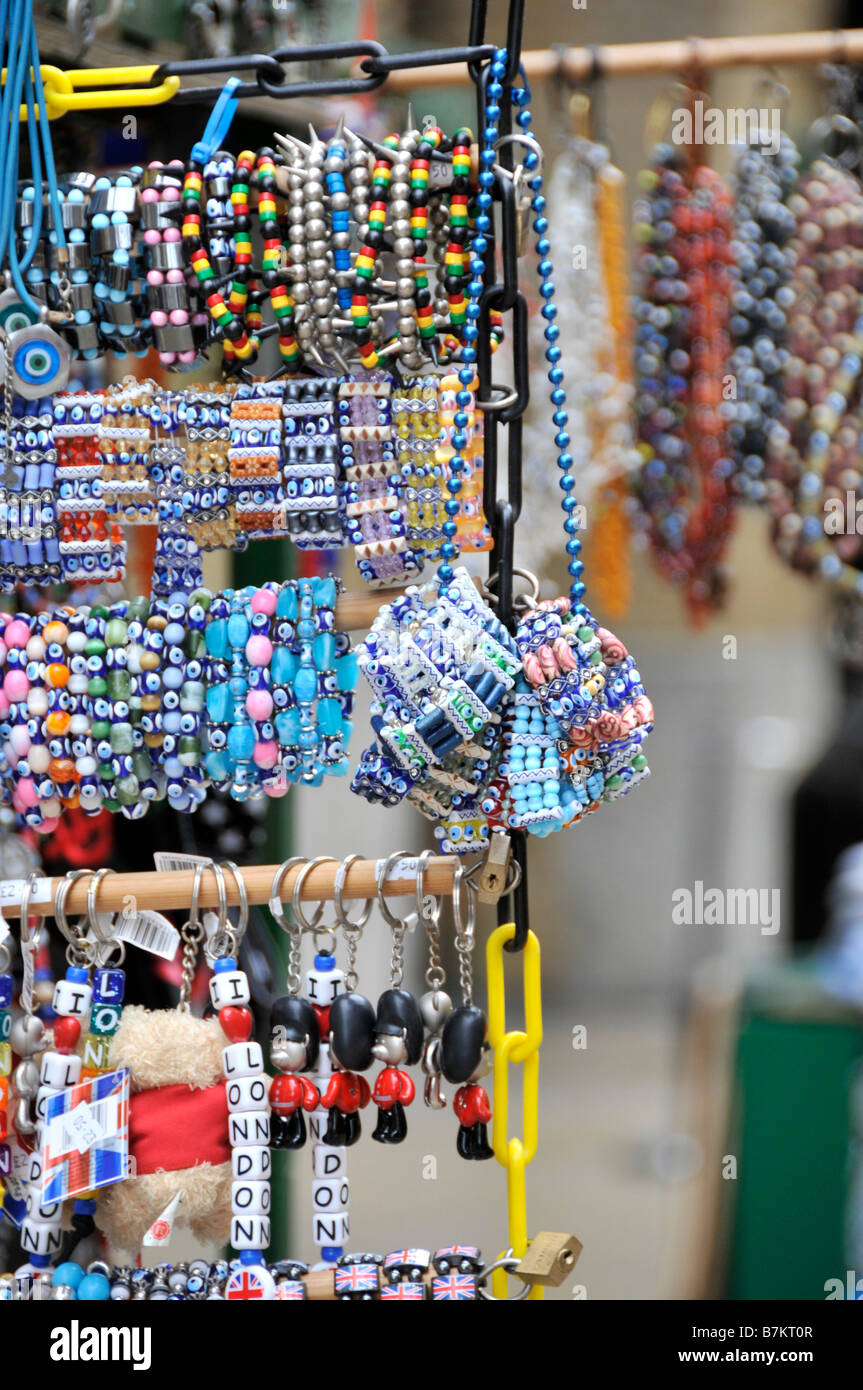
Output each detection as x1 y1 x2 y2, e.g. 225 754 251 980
10 324 72 399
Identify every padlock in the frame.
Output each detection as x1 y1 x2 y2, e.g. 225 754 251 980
514 1231 583 1288
476 830 512 904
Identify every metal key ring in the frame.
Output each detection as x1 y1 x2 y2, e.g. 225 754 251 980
477 1252 532 1301
203 861 233 962
292 856 337 934
86 867 117 945
219 859 249 945
474 382 520 413
334 854 374 932
269 857 307 933
54 869 94 949
18 872 43 950
452 863 477 942
375 850 415 932
493 131 544 177
416 848 442 926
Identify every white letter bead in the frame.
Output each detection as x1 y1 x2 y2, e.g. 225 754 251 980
304 967 344 1007
232 1180 271 1216
52 979 92 1017
308 1112 328 1143
313 1145 347 1179
312 1177 349 1211
228 1112 271 1148
24 1189 62 1221
225 1075 269 1113
313 1210 349 1248
209 971 250 1010
20 1221 63 1255
222 1042 264 1077
232 1146 272 1181
39 1051 82 1089
230 1215 270 1251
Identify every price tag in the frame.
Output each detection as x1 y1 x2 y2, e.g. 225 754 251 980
0 877 52 913
61 1100 105 1156
114 908 180 961
153 851 214 874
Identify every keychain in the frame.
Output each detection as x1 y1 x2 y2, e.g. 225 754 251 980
440 866 493 1160
370 851 422 1145
417 848 453 1110
268 856 321 1150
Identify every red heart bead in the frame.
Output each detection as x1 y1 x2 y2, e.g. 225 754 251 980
53 1016 82 1054
219 1005 253 1042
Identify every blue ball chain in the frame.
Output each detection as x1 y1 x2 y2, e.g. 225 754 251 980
439 51 585 614
510 67 585 612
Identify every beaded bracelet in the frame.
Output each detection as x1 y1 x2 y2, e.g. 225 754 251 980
728 134 798 503
766 156 863 592
0 394 60 591
632 146 738 618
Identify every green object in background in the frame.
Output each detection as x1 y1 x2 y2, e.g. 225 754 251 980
727 967 863 1301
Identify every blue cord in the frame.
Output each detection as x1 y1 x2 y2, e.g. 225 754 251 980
1 0 65 313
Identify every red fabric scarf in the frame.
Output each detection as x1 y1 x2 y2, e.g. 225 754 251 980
129 1081 229 1175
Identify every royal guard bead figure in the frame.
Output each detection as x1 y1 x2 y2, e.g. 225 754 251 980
321 992 374 1146
269 996 320 1149
440 1006 494 1160
371 988 423 1144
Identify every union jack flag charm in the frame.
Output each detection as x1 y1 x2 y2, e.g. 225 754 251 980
431 1273 478 1300
381 1281 425 1300
40 1067 130 1204
334 1262 380 1299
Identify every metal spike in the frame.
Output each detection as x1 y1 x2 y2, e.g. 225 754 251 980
344 128 394 163
329 345 352 375
425 337 439 367
308 123 323 151
274 131 309 155
332 113 345 145
406 101 416 136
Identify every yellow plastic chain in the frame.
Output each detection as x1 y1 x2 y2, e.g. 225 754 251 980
486 920 543 1300
1 64 180 120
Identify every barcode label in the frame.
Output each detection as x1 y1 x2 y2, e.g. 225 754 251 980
154 851 214 874
61 1099 105 1155
115 909 180 961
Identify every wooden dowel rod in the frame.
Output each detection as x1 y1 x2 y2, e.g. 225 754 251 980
334 586 405 630
1 854 458 918
377 28 863 90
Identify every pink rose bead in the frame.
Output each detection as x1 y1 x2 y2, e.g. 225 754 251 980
4 670 29 701
5 619 31 648
14 778 38 809
250 588 277 616
0 692 10 718
246 689 273 720
245 634 273 667
253 740 278 769
36 817 60 836
9 725 31 757
265 780 288 798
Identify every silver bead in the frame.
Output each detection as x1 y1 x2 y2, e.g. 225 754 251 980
398 298 415 316
398 316 417 336
14 1058 40 1096
390 198 411 220
397 277 416 298
292 284 310 304
311 280 331 297
306 217 326 239
420 989 453 1034
332 232 351 250
349 167 367 185
324 155 343 173
330 191 350 213
10 1013 45 1055
394 237 414 258
308 258 328 277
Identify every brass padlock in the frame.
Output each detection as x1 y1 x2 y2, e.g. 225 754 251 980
515 1231 583 1288
476 830 512 904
